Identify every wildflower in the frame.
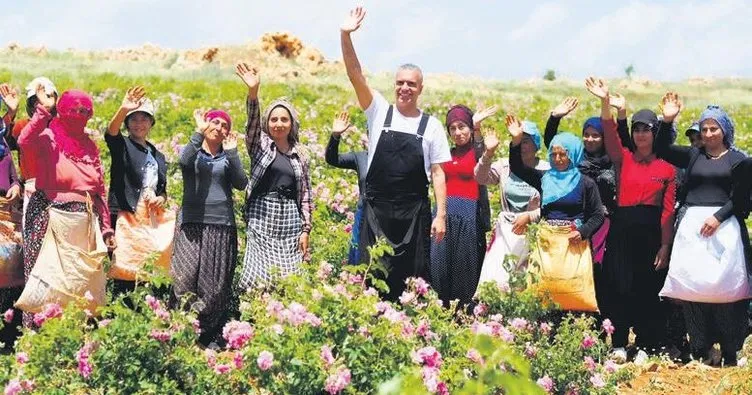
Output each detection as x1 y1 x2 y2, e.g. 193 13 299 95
155 308 170 321
536 375 554 393
399 291 416 305
412 277 430 296
421 366 440 392
601 319 615 335
411 346 442 368
32 303 62 327
76 343 96 379
145 295 160 311
222 321 254 349
539 322 553 335
257 351 274 371
436 382 449 395
363 287 378 297
191 318 201 334
15 353 28 364
524 343 537 358
324 367 351 394
150 330 171 343
320 345 335 368
581 334 596 349
317 261 334 280
3 309 13 323
604 360 618 373
466 348 484 365
271 324 284 335
4 379 22 395
583 356 596 372
233 352 244 369
473 303 488 317
509 317 529 331
214 363 231 374
589 374 606 388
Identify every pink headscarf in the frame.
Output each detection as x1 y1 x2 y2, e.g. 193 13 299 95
205 109 231 130
49 90 100 166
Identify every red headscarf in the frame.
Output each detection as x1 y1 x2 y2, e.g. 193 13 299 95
49 90 100 166
205 109 231 131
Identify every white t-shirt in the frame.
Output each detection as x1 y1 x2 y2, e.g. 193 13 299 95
365 91 451 180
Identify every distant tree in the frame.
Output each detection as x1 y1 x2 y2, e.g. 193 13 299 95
625 64 635 79
543 69 556 81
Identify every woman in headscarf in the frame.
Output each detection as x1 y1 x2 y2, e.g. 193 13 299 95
509 113 604 313
429 104 493 306
475 119 549 290
585 78 677 362
106 86 168 294
18 87 115 327
235 63 313 289
171 107 248 347
6 78 58 229
0 84 23 350
543 97 616 265
656 93 751 366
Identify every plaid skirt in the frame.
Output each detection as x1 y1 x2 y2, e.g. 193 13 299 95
239 192 303 290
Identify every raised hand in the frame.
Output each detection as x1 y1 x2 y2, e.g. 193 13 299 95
660 92 682 123
222 131 239 150
505 114 524 143
341 7 366 33
609 93 626 111
472 105 498 129
121 86 146 111
35 84 56 109
193 109 210 134
235 63 260 91
332 112 352 136
0 84 19 112
551 97 579 118
482 128 500 155
585 77 609 100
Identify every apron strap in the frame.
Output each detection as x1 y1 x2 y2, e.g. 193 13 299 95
417 113 429 137
383 105 394 129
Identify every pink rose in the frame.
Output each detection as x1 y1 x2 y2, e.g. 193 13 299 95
583 356 596 372
466 348 484 365
222 321 254 349
581 334 596 349
324 367 351 394
233 352 244 369
320 345 335 368
4 379 22 395
3 309 13 323
601 319 615 336
590 373 606 388
15 352 28 364
214 363 231 374
536 375 554 393
257 351 274 371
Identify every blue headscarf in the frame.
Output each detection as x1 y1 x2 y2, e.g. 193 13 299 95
542 132 584 206
699 105 737 150
582 117 603 135
523 121 542 150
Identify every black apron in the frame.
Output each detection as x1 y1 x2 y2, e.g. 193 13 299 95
359 106 432 301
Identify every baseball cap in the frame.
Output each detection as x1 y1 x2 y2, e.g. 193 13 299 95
631 109 658 128
25 77 57 99
125 98 156 125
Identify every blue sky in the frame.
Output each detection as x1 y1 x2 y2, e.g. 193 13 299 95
2 0 751 80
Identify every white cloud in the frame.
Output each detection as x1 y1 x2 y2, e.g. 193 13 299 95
507 2 569 41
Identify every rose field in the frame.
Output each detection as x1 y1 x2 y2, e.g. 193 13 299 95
0 43 751 394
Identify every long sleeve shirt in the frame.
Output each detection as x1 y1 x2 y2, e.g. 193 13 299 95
603 118 676 244
509 143 604 238
654 121 745 223
179 132 248 226
245 98 313 233
324 134 368 198
18 105 113 237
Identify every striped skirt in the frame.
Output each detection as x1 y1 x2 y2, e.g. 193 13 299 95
239 192 303 290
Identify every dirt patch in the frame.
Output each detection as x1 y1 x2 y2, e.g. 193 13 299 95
619 361 747 394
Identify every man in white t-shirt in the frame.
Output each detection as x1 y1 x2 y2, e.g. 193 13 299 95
340 7 451 300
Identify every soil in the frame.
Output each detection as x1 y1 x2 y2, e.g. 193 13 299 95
619 361 749 394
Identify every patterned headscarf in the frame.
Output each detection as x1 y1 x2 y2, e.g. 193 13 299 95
699 105 737 150
542 132 584 206
262 98 301 146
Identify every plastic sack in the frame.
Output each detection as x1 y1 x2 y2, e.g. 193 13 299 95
0 220 23 288
660 206 751 303
529 224 598 312
109 200 176 281
16 206 107 313
476 212 530 292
